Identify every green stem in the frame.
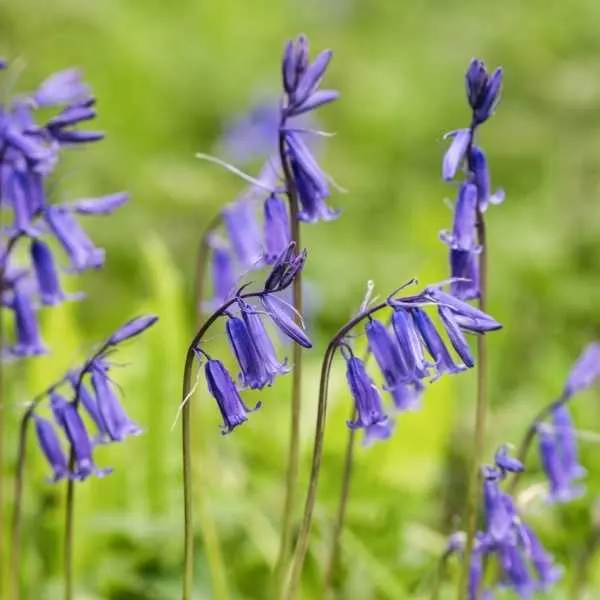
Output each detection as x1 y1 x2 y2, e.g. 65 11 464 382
1 232 22 600
431 550 452 600
274 122 303 595
323 343 376 597
181 292 263 600
64 458 75 600
321 415 356 598
284 300 392 600
12 381 67 600
459 208 487 600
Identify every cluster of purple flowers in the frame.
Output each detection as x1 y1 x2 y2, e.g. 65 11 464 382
31 315 157 482
464 448 563 599
206 35 338 308
536 343 600 503
440 59 504 299
0 62 129 358
342 284 501 444
201 243 312 434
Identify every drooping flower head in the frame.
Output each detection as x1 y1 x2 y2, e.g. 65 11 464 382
440 59 503 300
1 59 129 359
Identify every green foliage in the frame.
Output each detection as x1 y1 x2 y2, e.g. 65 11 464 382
3 0 600 597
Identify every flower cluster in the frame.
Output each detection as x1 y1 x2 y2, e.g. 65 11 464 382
198 243 311 434
205 34 338 308
440 59 504 300
535 343 600 502
460 448 562 598
341 282 501 444
0 63 129 358
31 315 157 482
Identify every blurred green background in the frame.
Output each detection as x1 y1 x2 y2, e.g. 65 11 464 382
3 0 600 598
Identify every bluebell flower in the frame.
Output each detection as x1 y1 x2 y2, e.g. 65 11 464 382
33 68 90 107
363 420 395 446
238 299 289 381
449 249 479 301
4 168 35 235
267 245 307 293
442 129 471 181
537 425 584 503
344 353 391 437
49 391 111 480
440 183 479 252
10 284 46 356
482 471 512 541
409 308 465 376
226 316 272 389
260 293 312 348
264 194 290 264
68 372 108 443
282 35 310 97
518 524 562 590
498 542 534 599
563 342 600 398
437 305 475 368
44 205 105 271
468 146 504 211
552 404 586 480
90 366 144 442
365 318 422 410
286 133 339 223
68 192 129 215
107 314 158 346
468 548 484 600
465 59 488 110
208 245 236 306
204 358 261 434
390 308 430 379
495 445 524 474
222 200 263 269
32 412 70 482
282 35 338 117
30 239 71 305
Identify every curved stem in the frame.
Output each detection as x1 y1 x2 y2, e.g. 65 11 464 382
12 381 68 600
284 301 389 600
322 345 376 598
181 292 263 600
274 119 304 594
459 207 487 600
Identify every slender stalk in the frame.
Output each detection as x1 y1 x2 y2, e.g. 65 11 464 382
63 456 75 600
322 413 356 598
459 207 488 600
431 550 453 600
284 300 392 600
1 231 22 600
274 120 304 593
181 291 263 600
322 336 380 598
10 409 32 600
12 381 67 600
181 355 194 600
